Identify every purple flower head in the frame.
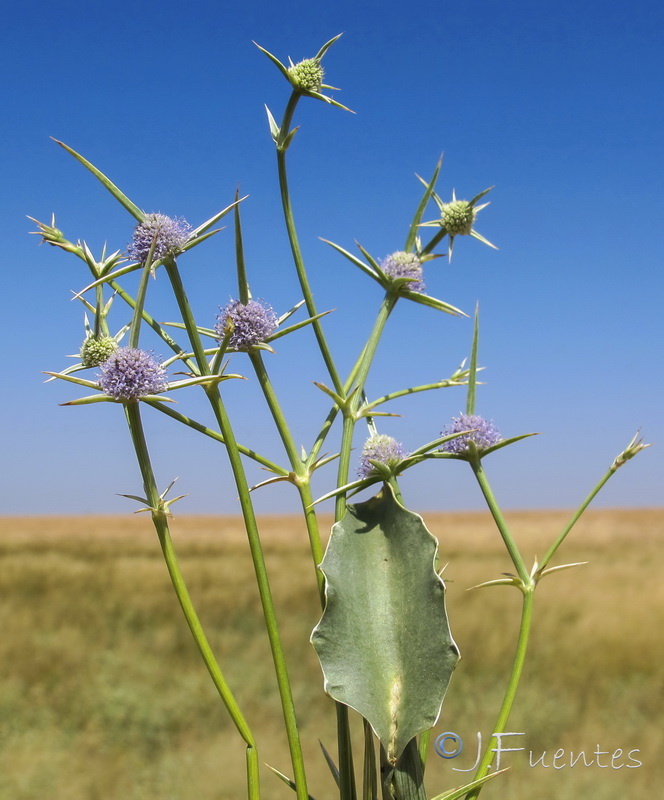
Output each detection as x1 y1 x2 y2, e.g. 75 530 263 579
379 251 425 293
128 213 192 264
98 347 168 401
216 299 278 350
440 413 502 454
358 434 407 479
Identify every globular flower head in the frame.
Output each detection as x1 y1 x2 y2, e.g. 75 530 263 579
288 58 324 93
254 35 351 114
98 347 168 401
421 185 496 261
215 299 278 350
379 251 425 293
80 335 119 368
440 200 475 236
440 413 502 455
128 213 192 264
358 434 407 478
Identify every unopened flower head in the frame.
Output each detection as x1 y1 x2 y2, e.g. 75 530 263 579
28 214 66 246
80 335 118 368
98 347 168 401
441 200 475 236
611 431 652 472
358 434 407 478
288 58 324 92
441 413 502 454
128 213 192 264
380 251 425 293
216 299 278 350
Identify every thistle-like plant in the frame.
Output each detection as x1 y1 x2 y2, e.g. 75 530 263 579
33 32 650 800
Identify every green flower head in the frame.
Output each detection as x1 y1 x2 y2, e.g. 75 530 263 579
420 186 497 261
254 34 353 113
440 200 475 236
80 335 119 368
288 58 324 93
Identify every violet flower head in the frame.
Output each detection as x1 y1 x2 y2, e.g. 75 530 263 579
440 413 502 455
128 213 192 264
98 347 168 401
358 434 407 478
216 299 278 350
379 251 425 293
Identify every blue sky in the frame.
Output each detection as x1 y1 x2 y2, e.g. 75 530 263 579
2 0 662 515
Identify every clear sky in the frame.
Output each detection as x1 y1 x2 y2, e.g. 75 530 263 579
2 0 662 515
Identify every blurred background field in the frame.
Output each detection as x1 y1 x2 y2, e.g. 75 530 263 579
0 508 662 800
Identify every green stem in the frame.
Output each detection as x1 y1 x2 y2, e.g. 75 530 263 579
470 461 529 584
417 731 430 774
366 378 467 412
387 477 404 506
538 468 614 572
337 703 358 800
464 588 535 800
297 481 327 601
123 401 260 800
363 718 378 800
307 329 394 467
335 293 397 520
164 259 309 800
419 227 448 257
128 260 153 349
248 350 358 800
329 293 396 800
307 403 341 470
276 92 343 394
249 352 304 469
275 91 368 800
306 343 368 468
109 278 198 373
143 398 288 475
248 352 327 600
93 284 104 338
299 475 355 800
380 738 427 800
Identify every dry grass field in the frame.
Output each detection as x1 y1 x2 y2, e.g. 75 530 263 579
1 508 662 799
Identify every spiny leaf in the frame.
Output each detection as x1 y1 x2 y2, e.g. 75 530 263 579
52 139 144 221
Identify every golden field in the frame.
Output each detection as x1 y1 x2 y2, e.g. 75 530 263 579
1 508 662 799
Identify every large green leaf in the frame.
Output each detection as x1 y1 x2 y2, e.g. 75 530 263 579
311 485 459 764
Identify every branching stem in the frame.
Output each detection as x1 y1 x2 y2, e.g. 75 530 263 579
164 259 309 800
124 400 260 799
